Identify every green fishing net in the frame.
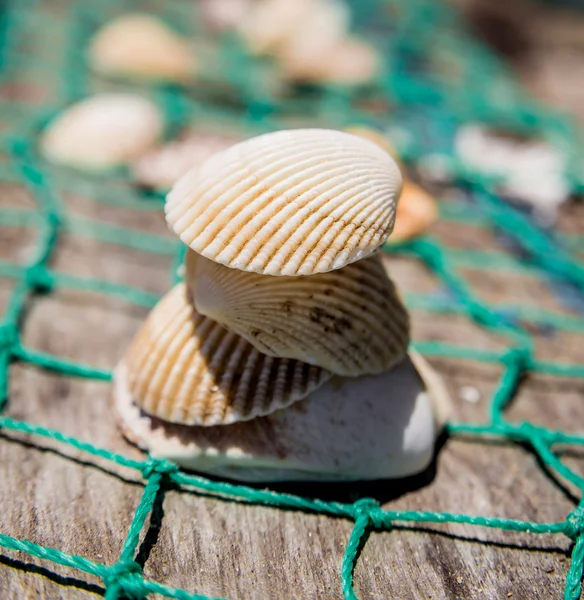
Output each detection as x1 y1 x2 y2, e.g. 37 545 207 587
1 0 584 598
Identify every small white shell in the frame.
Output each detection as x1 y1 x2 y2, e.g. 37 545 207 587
199 0 253 32
187 251 410 376
237 0 315 55
282 38 379 85
165 129 403 276
89 14 195 83
133 131 241 190
113 352 451 482
40 94 163 171
120 283 331 426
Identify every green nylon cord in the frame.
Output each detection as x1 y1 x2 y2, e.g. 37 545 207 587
1 0 584 598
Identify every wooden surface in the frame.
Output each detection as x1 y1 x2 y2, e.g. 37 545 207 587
2 5 584 600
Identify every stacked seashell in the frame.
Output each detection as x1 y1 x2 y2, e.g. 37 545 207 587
113 129 451 482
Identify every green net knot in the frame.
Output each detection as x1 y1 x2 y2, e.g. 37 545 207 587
25 266 54 294
141 458 179 480
351 498 384 529
103 560 145 599
565 506 584 541
0 323 19 352
502 347 530 369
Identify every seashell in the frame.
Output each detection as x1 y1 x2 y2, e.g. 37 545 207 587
40 94 163 171
237 0 316 55
344 126 400 164
346 126 437 241
89 14 195 83
198 0 253 32
133 130 241 190
282 38 379 85
120 283 331 426
113 351 451 482
389 180 438 243
186 250 410 376
165 128 403 276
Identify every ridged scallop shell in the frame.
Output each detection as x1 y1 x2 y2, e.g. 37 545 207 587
89 14 195 83
344 127 437 242
40 94 163 171
186 250 410 376
133 131 241 190
122 283 331 426
165 129 403 276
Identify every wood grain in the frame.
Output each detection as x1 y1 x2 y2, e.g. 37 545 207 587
2 3 584 597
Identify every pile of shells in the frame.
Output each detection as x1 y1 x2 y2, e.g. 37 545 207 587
238 0 380 86
113 129 451 482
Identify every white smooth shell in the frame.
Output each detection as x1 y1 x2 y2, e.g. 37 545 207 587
40 94 163 171
120 283 331 426
282 38 379 85
165 128 403 276
113 352 451 482
186 251 410 376
89 14 194 83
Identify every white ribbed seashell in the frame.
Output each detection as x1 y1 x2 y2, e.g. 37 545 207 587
186 251 410 376
165 129 403 276
133 131 241 190
121 283 331 426
346 127 437 241
40 94 163 171
89 14 195 83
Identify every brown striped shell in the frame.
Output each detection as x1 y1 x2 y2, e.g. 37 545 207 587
186 250 410 376
89 14 195 83
165 129 403 276
121 283 331 426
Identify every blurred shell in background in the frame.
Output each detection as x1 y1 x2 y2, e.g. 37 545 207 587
455 123 570 223
114 351 450 482
239 0 379 85
238 0 317 55
88 14 196 83
40 94 163 171
198 0 253 32
120 283 331 426
133 130 241 190
388 180 438 243
165 128 403 276
186 251 410 376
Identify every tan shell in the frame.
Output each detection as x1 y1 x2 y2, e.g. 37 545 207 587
133 131 241 190
121 283 331 426
389 180 438 243
238 0 316 55
40 94 163 171
283 38 379 85
89 14 195 83
186 251 409 376
199 0 253 32
165 129 403 276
